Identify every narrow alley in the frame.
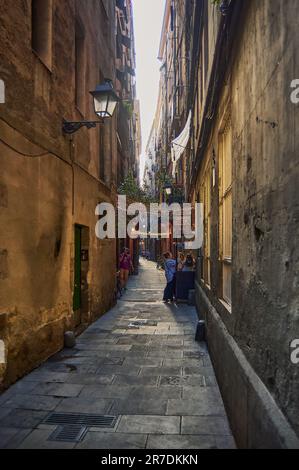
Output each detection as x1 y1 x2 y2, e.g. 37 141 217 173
0 260 235 450
1 0 299 452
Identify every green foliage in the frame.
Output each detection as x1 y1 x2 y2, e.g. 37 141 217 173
118 172 157 204
172 186 185 204
156 170 173 192
122 100 134 119
154 171 185 204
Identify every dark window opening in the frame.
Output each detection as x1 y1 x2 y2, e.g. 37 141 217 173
32 0 53 69
75 19 85 114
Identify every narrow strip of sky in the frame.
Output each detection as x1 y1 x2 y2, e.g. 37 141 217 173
133 0 165 183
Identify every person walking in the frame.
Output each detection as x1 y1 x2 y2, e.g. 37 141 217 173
177 252 185 271
119 248 133 291
163 252 177 303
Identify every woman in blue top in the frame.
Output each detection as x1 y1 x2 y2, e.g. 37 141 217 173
163 252 177 303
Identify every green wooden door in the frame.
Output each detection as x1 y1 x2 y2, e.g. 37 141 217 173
73 225 82 311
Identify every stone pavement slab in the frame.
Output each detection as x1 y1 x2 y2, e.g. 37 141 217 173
23 371 71 383
55 397 113 414
0 428 32 449
0 407 14 421
96 365 141 376
0 409 48 429
76 432 147 449
123 357 163 367
146 434 217 449
113 375 159 387
166 398 227 416
129 386 183 400
79 385 132 400
110 398 168 415
181 416 232 435
139 366 182 376
31 383 84 398
182 386 223 401
65 373 115 385
117 415 181 435
3 394 62 411
0 259 235 449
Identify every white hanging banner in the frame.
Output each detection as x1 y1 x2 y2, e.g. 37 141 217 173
171 111 192 177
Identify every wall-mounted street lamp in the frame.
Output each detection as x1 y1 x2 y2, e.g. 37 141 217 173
62 79 120 134
163 182 173 196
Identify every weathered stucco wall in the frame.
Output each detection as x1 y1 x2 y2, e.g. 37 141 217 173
0 130 73 386
231 0 299 439
194 0 299 446
0 0 118 388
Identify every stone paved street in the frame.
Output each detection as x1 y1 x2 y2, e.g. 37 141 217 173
0 260 236 449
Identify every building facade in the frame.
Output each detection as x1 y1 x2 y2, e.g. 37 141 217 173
157 0 190 190
187 0 299 448
148 0 190 258
116 0 141 186
150 0 299 448
143 123 157 197
115 0 141 270
0 0 139 389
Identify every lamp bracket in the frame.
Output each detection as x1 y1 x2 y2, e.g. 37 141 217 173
62 119 104 135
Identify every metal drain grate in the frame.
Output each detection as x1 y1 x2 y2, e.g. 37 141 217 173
48 425 88 443
45 413 118 428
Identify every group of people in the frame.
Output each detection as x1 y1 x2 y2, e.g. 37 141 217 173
163 251 196 303
177 252 196 272
118 247 196 305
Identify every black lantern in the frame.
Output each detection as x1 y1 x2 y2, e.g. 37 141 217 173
62 79 119 134
163 182 173 196
90 79 120 119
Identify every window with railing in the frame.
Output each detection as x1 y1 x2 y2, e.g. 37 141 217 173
219 119 232 307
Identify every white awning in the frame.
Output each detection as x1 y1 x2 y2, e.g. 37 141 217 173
171 111 191 177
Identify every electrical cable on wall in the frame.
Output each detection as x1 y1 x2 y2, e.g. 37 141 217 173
0 137 50 158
